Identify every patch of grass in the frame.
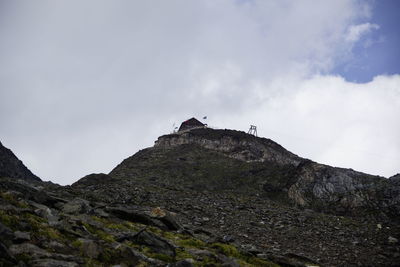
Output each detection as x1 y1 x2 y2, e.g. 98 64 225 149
175 248 195 261
211 242 240 258
71 239 83 248
177 237 206 249
0 210 19 228
82 222 115 243
148 253 174 262
98 248 114 263
91 215 131 231
39 227 63 240
0 191 29 208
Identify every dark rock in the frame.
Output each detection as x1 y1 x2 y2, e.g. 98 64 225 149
131 229 176 257
388 236 398 244
62 198 91 214
80 239 102 259
106 207 167 229
9 243 51 259
0 241 17 265
157 213 182 231
0 141 41 181
13 231 31 243
216 254 240 267
0 222 15 245
32 203 59 226
221 235 235 243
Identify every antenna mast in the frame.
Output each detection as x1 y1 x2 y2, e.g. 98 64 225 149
248 125 257 136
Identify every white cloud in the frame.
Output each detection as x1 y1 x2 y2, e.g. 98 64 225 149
1 0 398 184
345 22 380 43
223 74 400 178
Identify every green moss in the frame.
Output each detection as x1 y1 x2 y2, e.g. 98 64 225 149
175 248 195 261
177 238 206 249
91 215 141 232
247 257 280 267
0 192 16 203
149 253 174 262
135 261 149 267
39 227 63 240
0 210 19 228
71 239 83 248
98 248 114 263
0 192 30 208
82 222 115 243
211 243 240 258
24 213 46 225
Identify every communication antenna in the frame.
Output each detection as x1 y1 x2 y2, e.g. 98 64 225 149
248 125 257 136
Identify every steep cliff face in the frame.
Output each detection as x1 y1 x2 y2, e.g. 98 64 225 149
112 128 399 218
0 141 41 181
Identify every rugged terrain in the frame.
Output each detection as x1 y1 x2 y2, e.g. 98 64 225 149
0 141 40 182
1 129 399 266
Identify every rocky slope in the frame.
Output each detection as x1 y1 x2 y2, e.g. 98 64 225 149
111 128 399 219
1 177 281 267
0 141 40 182
1 129 400 266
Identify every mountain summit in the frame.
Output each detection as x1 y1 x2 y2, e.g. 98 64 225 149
110 127 399 218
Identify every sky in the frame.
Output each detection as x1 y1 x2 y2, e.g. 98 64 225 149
0 0 399 185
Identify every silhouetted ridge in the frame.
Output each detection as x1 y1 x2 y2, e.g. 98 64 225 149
0 141 41 181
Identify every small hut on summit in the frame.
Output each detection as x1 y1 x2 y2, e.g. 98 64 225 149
178 117 205 132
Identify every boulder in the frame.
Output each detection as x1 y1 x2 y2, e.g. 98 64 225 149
80 239 102 259
106 207 166 229
13 231 31 243
131 229 175 257
62 199 91 214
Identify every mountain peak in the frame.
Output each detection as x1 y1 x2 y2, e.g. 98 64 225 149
109 126 399 219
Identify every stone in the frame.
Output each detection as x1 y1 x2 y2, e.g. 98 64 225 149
221 235 235 243
62 198 91 214
9 243 51 259
13 231 31 242
106 207 166 229
131 230 176 257
388 236 398 244
81 239 102 259
32 202 60 226
159 213 182 231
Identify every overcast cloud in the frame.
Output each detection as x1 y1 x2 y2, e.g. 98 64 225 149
0 0 399 185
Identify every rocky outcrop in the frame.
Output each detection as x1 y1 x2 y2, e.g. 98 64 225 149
0 141 40 181
286 160 394 216
155 128 301 166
